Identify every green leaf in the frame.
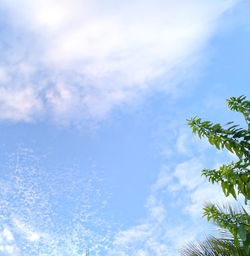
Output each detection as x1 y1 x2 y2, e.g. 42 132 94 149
238 225 247 241
187 96 250 254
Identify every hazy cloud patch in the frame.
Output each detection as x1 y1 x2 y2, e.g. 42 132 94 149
0 0 238 124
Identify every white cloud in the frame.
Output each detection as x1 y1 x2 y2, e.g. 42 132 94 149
0 0 238 123
112 126 242 255
146 195 166 223
110 160 205 255
111 222 169 256
0 86 42 122
12 217 42 242
173 158 204 191
109 182 171 255
185 165 243 218
155 157 236 218
0 148 115 255
0 228 14 242
110 200 205 256
0 227 20 255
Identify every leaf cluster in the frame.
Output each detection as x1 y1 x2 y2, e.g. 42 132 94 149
203 204 250 249
185 96 250 255
181 237 244 256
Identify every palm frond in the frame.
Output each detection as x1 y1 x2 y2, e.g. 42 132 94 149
180 237 243 256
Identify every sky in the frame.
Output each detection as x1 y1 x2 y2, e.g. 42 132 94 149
0 0 249 255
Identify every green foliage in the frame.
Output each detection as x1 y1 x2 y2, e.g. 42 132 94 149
181 237 244 256
183 96 250 255
203 204 250 249
227 96 250 124
201 160 250 202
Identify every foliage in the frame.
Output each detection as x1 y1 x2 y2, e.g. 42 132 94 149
203 204 250 250
181 236 244 256
182 96 250 255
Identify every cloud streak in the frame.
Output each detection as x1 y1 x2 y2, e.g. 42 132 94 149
109 127 239 255
0 148 114 255
0 0 238 123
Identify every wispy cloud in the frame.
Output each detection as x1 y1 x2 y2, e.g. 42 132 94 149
0 148 114 255
0 86 42 122
0 144 221 255
0 227 20 255
0 0 237 123
109 168 206 255
110 127 238 255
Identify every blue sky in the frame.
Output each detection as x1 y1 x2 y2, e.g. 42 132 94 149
0 1 249 255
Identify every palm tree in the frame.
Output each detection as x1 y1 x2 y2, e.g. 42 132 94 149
181 204 250 256
181 236 243 256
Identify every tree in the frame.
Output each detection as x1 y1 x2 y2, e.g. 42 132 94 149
181 236 244 256
181 96 250 255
